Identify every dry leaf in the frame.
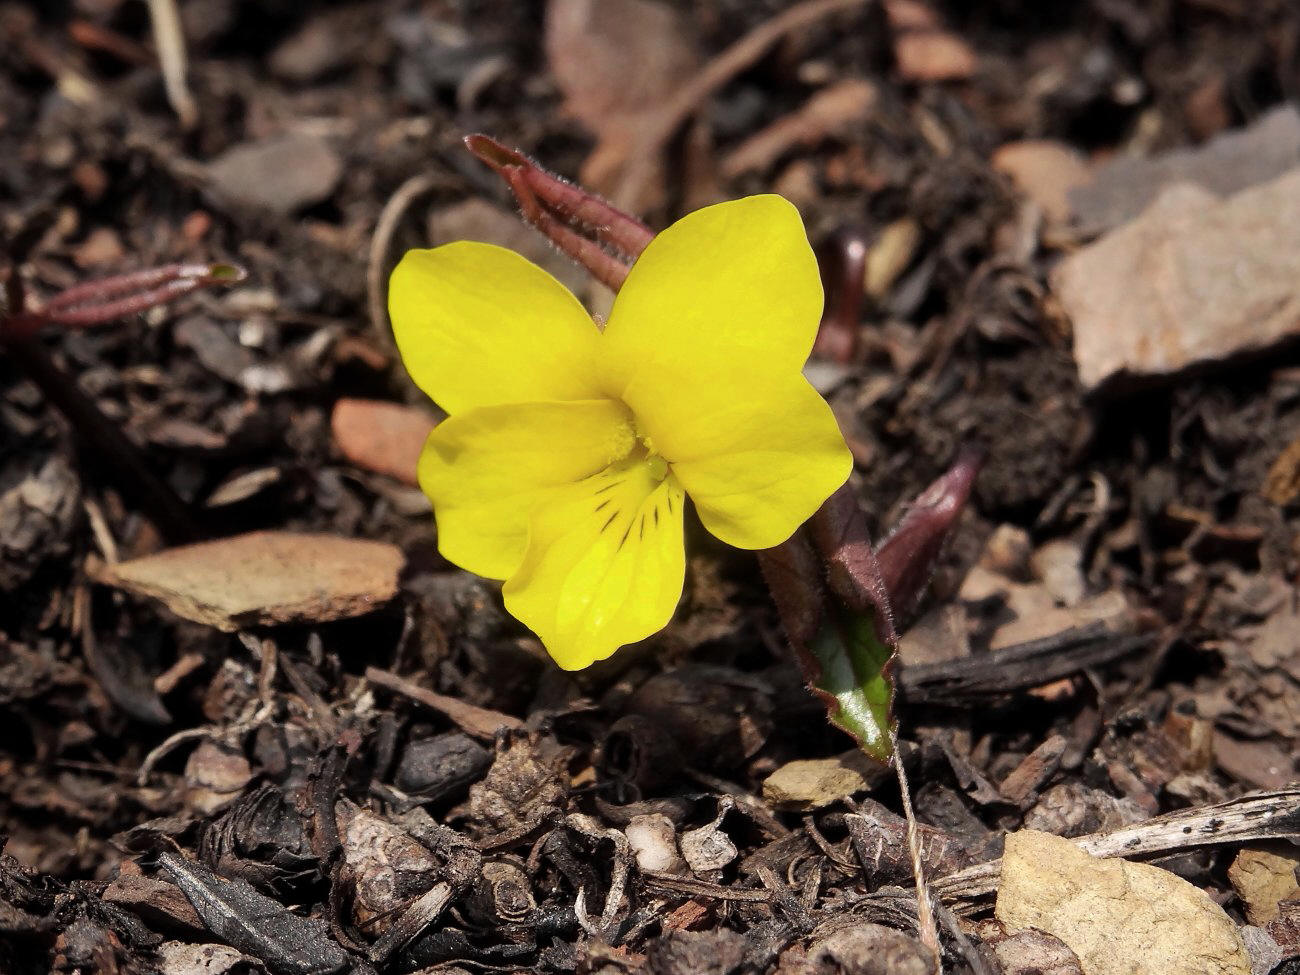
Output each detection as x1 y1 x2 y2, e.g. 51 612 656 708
544 0 700 207
996 829 1251 975
92 532 404 631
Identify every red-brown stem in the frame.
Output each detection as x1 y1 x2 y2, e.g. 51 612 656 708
813 225 868 363
465 135 654 275
0 261 247 542
808 483 897 644
5 262 246 341
499 167 635 292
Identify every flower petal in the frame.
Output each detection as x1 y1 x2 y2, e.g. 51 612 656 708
419 399 636 580
599 194 822 399
391 242 602 415
503 462 686 670
667 373 852 550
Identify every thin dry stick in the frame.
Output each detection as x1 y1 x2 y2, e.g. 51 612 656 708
367 172 448 347
146 0 198 128
613 0 869 210
892 728 942 973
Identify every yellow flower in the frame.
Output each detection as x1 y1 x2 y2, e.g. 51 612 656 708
390 195 851 670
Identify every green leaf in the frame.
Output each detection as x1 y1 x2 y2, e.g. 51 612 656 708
806 602 896 762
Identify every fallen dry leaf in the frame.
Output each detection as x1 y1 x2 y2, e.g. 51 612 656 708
330 398 436 486
1055 170 1300 391
1228 844 1300 926
545 0 699 206
92 532 404 631
996 829 1251 975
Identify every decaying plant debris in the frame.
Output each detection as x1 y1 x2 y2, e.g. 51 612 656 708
4 1 1300 973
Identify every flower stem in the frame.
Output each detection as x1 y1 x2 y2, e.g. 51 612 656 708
464 135 654 290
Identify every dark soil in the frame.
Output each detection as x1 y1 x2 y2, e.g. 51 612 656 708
3 1 1300 973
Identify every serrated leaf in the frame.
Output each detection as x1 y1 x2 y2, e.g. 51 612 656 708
806 602 896 762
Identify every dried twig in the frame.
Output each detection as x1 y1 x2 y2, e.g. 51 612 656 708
366 172 449 348
613 0 868 210
364 666 523 739
892 728 942 972
146 0 198 128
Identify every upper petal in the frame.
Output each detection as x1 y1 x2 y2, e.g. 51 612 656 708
667 372 852 550
503 462 686 670
419 399 636 581
391 242 603 415
599 195 823 398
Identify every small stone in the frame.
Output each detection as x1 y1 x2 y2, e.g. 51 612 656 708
1069 105 1300 234
205 135 343 216
1228 845 1300 926
625 814 686 875
997 830 1251 975
1031 539 1086 607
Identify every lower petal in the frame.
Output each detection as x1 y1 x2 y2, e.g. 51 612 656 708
420 399 636 580
503 461 686 670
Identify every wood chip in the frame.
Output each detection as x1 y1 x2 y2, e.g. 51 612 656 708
330 398 436 486
992 140 1093 223
90 532 403 631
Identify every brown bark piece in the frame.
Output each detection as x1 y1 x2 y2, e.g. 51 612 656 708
92 532 404 631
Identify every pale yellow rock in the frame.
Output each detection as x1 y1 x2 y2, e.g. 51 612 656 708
996 829 1251 975
762 752 886 811
1227 844 1300 926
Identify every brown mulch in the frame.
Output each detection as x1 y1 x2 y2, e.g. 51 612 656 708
3 1 1300 973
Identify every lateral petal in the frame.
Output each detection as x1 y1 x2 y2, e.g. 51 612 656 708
391 242 603 415
668 372 851 550
503 462 686 670
419 399 636 581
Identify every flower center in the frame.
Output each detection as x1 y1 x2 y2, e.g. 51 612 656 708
631 414 669 482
